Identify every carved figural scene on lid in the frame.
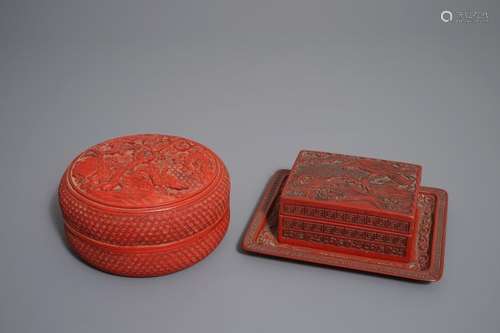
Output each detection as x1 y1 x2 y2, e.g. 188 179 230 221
59 134 230 277
279 151 422 262
282 151 421 221
242 150 448 282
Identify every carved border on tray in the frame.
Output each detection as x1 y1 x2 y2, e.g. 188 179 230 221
242 170 447 282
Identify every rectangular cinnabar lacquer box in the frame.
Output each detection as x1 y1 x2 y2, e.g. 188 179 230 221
279 150 422 263
242 150 448 282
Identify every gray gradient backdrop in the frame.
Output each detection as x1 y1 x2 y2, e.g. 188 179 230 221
1 1 499 332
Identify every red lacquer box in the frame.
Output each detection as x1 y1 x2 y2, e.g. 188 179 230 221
59 134 230 277
242 151 448 282
279 150 421 262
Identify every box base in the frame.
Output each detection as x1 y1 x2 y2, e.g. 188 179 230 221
65 211 229 277
241 170 448 282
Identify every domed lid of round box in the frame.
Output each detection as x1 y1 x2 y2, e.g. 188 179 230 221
59 134 230 277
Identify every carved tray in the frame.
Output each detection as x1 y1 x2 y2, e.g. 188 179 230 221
241 170 448 282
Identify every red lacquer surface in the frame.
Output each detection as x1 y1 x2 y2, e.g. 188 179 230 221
281 150 422 221
242 170 448 282
279 151 424 262
59 134 230 277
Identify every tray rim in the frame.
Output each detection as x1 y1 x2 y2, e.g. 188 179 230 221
241 169 448 282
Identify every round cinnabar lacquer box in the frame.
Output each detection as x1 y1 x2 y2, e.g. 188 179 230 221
59 134 230 277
